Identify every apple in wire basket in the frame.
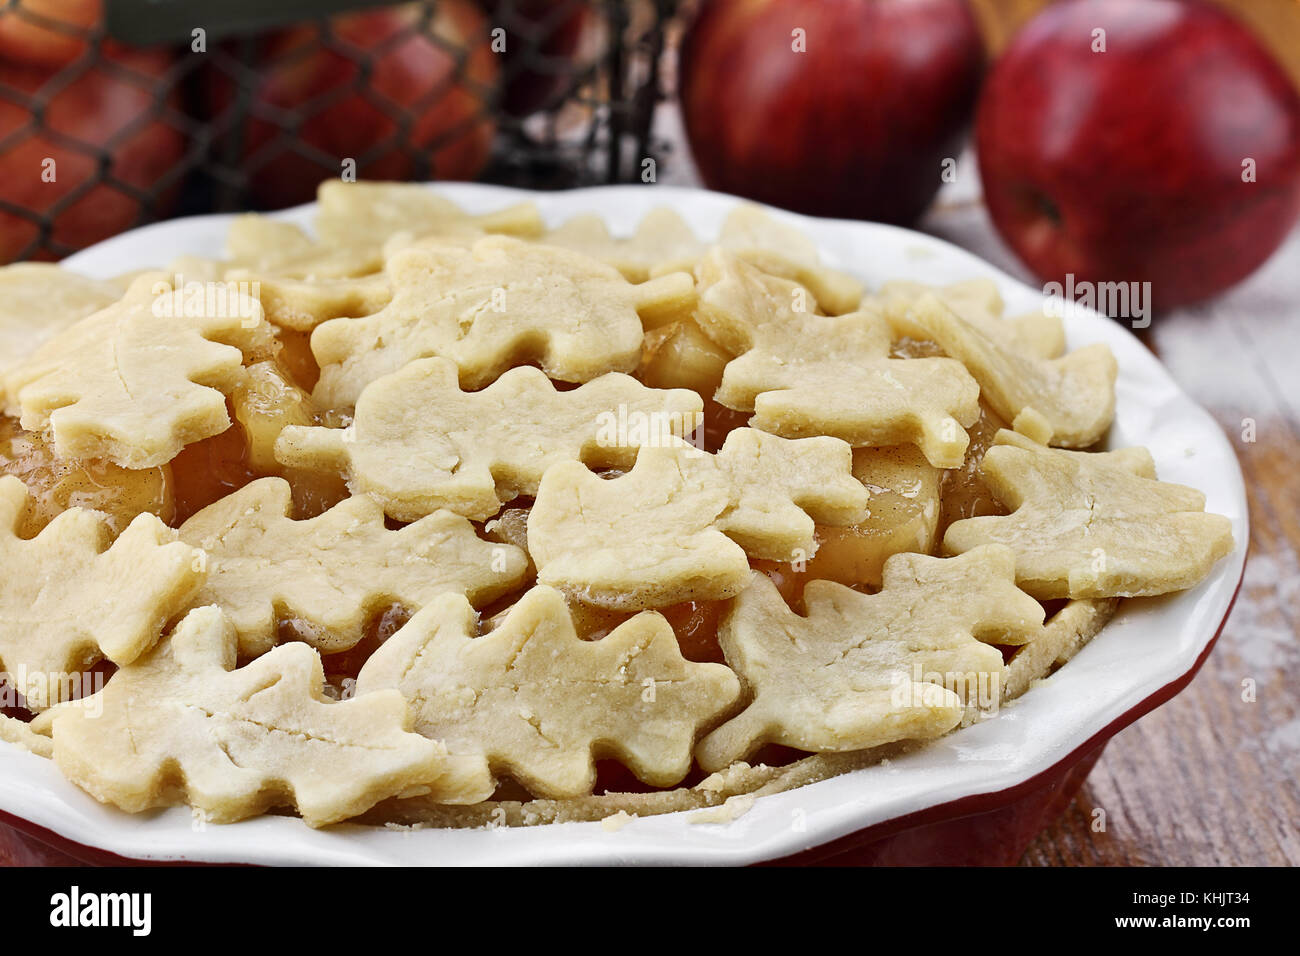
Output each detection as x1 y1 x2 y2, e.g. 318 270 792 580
0 43 185 263
219 0 500 210
477 0 592 117
678 0 985 226
0 0 101 67
977 0 1300 312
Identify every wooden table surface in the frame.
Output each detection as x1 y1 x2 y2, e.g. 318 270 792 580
923 198 1300 867
659 115 1300 864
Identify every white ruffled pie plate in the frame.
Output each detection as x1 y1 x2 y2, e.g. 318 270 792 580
0 184 1247 866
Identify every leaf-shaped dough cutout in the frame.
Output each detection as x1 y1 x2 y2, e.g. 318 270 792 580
221 185 546 328
355 586 741 798
44 606 482 827
223 215 386 280
653 204 864 315
876 278 1066 359
250 272 392 332
4 273 273 468
943 430 1234 598
0 713 51 757
0 476 204 709
544 208 705 282
309 236 695 407
528 429 868 609
277 356 703 521
692 248 825 355
696 546 1045 772
314 180 543 246
885 293 1117 448
179 477 528 656
696 252 981 468
0 264 122 403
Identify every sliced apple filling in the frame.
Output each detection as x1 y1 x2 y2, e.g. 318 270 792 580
0 417 174 538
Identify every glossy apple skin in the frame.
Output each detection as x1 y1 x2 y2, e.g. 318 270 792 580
679 0 985 225
977 0 1300 312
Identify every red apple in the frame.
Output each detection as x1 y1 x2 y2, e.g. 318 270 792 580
228 0 499 210
0 45 185 263
478 0 591 117
977 0 1300 312
678 0 985 225
0 0 101 67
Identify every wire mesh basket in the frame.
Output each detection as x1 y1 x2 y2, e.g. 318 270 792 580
0 0 682 263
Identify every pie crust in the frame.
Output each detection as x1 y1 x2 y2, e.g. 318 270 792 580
0 184 1233 831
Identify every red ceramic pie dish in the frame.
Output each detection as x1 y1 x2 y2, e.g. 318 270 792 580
0 186 1250 866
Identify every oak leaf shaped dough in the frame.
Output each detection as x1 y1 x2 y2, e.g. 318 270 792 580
310 235 695 406
44 606 477 826
277 356 704 522
218 183 541 281
179 478 528 656
4 273 273 468
223 215 386 280
0 476 204 710
654 204 865 315
943 430 1234 598
250 272 392 332
528 429 869 609
876 278 1066 359
355 586 741 799
544 208 704 282
0 264 122 401
695 546 1045 772
692 248 825 356
885 293 1117 448
719 313 982 468
697 253 980 468
314 180 543 247
223 186 545 328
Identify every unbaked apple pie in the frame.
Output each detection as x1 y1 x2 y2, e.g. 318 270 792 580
0 182 1234 829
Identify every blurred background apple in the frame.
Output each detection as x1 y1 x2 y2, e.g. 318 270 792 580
0 44 184 262
224 0 499 210
480 0 591 117
0 0 1298 306
678 0 985 225
0 0 99 67
976 0 1300 311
